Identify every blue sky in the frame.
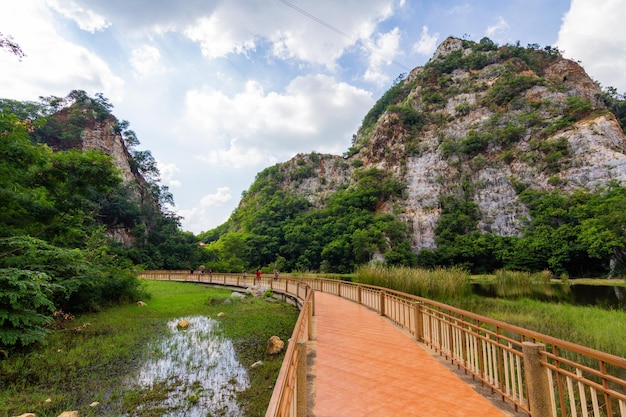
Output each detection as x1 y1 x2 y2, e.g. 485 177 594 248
1 0 625 234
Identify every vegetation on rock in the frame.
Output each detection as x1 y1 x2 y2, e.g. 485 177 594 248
201 37 626 279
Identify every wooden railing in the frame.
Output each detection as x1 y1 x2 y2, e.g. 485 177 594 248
139 271 626 417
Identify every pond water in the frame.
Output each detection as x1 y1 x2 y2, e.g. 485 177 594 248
473 282 626 310
124 315 249 417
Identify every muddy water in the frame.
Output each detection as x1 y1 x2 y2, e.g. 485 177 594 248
125 315 249 416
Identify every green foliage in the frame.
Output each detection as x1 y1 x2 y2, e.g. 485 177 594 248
208 167 413 273
599 86 626 133
0 268 56 347
563 96 593 121
387 105 426 132
484 71 542 107
426 185 626 276
495 41 561 74
0 92 203 351
359 74 413 135
538 137 570 173
0 235 144 314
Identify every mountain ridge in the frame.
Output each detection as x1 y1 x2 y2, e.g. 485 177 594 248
203 36 626 275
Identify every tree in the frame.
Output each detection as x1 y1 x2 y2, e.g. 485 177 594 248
0 32 25 60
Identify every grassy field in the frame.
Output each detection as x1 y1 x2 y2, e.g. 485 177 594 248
0 280 299 417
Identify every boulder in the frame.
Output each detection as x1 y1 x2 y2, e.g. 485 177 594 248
177 319 189 329
267 336 285 355
217 312 225 317
231 291 246 299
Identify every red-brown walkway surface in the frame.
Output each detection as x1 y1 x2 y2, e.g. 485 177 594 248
310 291 511 417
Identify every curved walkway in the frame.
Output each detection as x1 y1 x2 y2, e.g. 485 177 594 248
309 291 514 417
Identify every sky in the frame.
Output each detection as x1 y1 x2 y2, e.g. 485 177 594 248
1 0 625 234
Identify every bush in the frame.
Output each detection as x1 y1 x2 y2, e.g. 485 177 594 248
0 268 56 348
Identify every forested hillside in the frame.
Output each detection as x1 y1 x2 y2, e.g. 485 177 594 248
200 37 626 277
0 91 210 351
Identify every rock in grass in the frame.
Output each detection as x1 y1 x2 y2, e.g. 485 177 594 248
136 301 147 307
177 319 189 329
15 413 36 417
57 412 79 417
267 336 285 355
251 360 264 368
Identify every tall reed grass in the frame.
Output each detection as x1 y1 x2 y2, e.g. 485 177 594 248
489 269 569 298
354 264 472 300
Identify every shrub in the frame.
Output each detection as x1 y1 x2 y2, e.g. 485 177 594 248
0 268 56 348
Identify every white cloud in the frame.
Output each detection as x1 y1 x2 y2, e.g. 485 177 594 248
184 74 373 156
363 27 401 86
447 4 471 15
486 16 509 37
201 187 233 207
0 1 124 102
184 14 256 59
178 206 230 234
157 160 180 188
557 0 626 92
130 45 166 80
412 26 439 56
46 0 110 33
179 187 235 232
197 138 272 169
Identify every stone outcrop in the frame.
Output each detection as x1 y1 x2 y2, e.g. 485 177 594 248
78 118 136 183
42 105 155 246
267 335 285 355
258 37 626 254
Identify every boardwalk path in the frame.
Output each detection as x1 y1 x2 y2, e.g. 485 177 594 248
309 291 514 417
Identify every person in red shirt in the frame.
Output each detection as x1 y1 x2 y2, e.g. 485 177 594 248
256 269 262 285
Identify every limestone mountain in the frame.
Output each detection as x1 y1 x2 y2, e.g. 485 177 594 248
206 37 626 276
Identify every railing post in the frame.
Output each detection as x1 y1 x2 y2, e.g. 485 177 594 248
414 301 423 342
307 297 313 340
337 281 341 298
296 339 307 417
379 290 385 316
357 286 362 305
522 342 553 417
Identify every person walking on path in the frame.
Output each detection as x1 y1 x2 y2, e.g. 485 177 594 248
255 269 262 285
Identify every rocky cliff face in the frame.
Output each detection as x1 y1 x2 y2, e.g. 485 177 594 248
265 37 626 253
78 117 136 184
45 108 145 246
80 117 140 246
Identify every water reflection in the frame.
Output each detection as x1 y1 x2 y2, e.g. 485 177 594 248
125 315 249 416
